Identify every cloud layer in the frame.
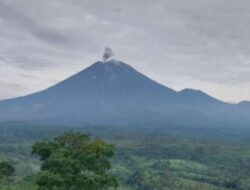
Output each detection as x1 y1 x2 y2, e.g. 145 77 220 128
0 0 249 102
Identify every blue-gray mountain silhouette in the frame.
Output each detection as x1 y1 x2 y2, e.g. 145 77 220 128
0 60 249 127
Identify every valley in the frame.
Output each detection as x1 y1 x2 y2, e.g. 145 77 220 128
0 123 250 190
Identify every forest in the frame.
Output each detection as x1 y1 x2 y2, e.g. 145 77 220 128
0 122 250 190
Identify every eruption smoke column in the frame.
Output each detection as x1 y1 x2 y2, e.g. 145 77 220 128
103 47 113 62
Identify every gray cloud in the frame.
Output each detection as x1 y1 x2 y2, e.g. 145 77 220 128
0 1 71 45
0 0 249 102
0 81 29 100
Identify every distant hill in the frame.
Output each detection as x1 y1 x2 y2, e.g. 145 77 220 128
0 59 249 127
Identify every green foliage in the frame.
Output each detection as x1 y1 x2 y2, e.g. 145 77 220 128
0 160 15 180
238 177 250 190
32 132 118 190
1 124 250 189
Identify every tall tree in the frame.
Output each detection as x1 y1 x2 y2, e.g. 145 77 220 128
32 132 118 190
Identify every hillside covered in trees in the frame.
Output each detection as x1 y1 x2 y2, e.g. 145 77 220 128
1 123 250 190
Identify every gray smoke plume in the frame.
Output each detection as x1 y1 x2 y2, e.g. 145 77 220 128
103 47 113 62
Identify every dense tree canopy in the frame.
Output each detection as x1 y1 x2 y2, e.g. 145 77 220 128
0 160 15 180
32 132 118 190
1 124 250 190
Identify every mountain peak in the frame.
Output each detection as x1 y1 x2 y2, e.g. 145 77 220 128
0 56 248 127
105 59 122 65
88 59 135 74
97 59 126 66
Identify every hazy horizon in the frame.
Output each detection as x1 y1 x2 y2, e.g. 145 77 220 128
0 0 250 102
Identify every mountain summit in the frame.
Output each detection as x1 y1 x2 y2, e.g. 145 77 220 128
0 59 249 127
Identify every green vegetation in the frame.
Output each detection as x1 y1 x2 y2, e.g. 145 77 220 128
0 123 250 189
0 160 15 179
32 132 118 190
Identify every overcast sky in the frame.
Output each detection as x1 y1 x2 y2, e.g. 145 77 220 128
0 0 250 102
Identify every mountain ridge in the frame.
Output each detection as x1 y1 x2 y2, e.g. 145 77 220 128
0 59 249 127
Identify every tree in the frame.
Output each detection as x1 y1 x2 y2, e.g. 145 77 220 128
0 160 15 180
32 132 118 190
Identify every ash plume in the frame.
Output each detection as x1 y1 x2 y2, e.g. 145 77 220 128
103 47 113 62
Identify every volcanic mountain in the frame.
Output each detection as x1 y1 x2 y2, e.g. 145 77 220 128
0 59 249 127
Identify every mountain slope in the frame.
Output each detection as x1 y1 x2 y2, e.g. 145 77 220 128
0 60 176 125
0 60 249 127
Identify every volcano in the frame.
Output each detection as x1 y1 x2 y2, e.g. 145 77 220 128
0 59 249 127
